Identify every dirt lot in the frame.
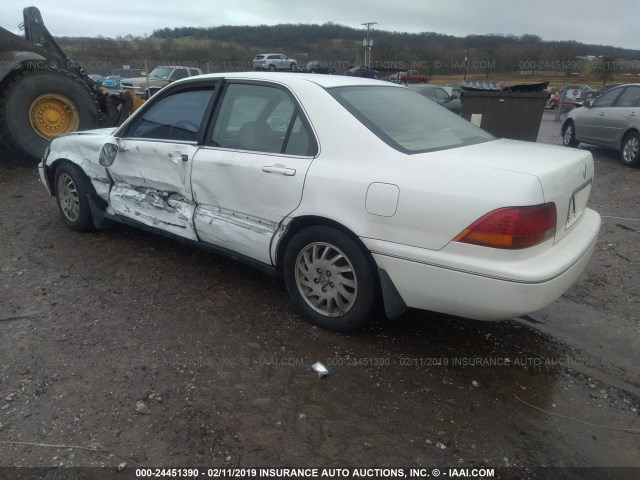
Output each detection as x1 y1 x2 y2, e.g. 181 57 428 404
1 112 639 479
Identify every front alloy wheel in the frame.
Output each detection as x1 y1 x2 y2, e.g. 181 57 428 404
54 162 95 231
284 226 376 332
57 172 80 222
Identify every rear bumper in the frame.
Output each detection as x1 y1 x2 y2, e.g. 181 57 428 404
367 208 601 321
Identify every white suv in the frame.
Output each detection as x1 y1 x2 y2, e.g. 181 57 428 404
252 53 297 71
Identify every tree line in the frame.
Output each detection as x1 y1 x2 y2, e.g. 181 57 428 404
56 23 640 79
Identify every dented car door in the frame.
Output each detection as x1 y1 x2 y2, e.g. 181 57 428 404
191 82 318 265
106 87 216 240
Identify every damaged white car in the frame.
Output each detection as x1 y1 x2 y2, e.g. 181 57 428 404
40 72 601 332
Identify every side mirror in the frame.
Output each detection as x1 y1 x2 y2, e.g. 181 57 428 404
450 94 458 100
99 139 119 167
582 100 591 108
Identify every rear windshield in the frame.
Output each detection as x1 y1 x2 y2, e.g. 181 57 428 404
329 86 494 154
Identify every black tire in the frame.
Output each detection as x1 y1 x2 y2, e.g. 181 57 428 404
0 69 99 163
283 226 376 332
290 63 297 71
620 131 640 167
54 162 95 232
269 64 276 72
562 120 578 148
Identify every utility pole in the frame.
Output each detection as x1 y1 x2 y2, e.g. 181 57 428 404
361 22 378 68
463 48 469 82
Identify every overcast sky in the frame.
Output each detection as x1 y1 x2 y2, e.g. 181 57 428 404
3 0 638 50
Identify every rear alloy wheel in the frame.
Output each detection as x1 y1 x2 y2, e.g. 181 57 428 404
54 162 95 232
621 131 640 167
283 226 375 332
562 121 578 147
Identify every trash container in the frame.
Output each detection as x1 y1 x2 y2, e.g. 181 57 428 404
461 81 549 142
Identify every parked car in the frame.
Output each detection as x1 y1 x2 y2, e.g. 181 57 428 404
121 66 203 98
389 69 429 84
304 60 335 74
252 53 298 71
39 72 600 332
564 84 593 104
409 84 461 114
101 75 121 90
344 66 379 79
88 74 104 85
562 83 640 167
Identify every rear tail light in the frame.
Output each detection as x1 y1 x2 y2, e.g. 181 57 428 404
454 203 557 249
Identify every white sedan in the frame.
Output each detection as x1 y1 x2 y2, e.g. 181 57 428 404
39 72 601 332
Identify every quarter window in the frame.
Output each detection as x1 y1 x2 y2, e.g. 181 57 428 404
125 88 214 141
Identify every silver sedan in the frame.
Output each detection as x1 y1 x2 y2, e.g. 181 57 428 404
562 83 640 167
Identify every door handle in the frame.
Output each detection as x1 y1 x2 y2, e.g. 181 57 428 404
630 112 637 117
598 112 605 116
262 166 296 176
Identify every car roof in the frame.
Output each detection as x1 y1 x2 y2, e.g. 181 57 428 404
172 71 402 89
592 83 640 93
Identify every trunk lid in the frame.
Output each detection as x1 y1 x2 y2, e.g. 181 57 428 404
434 139 595 243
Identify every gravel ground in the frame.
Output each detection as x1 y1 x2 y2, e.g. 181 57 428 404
0 112 639 479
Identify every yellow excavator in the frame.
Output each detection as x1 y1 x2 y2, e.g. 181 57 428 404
0 6 143 162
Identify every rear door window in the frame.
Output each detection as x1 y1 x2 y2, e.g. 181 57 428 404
210 83 317 156
593 88 623 108
614 86 640 107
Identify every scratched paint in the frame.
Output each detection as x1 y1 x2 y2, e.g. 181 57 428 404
194 206 277 264
109 184 198 240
